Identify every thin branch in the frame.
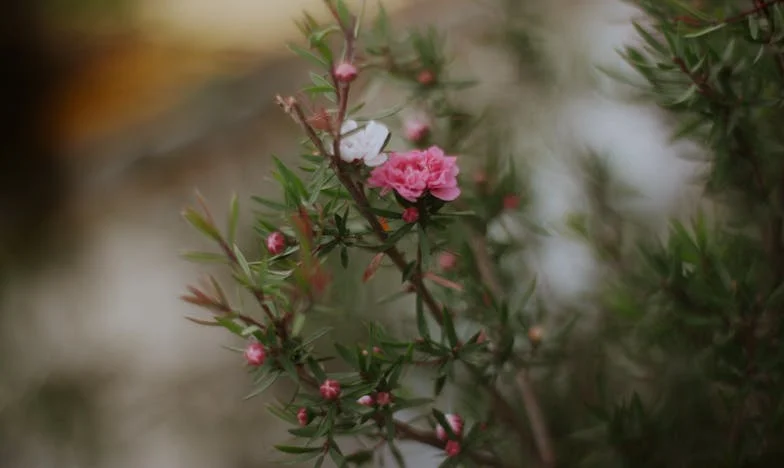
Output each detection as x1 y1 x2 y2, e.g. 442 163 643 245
466 230 556 468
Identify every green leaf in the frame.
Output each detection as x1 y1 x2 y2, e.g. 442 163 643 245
307 358 328 382
301 327 333 348
182 208 222 242
227 194 239 245
214 316 245 336
434 374 447 396
244 371 280 400
416 294 430 339
441 308 459 348
684 22 726 39
272 156 309 203
274 445 323 454
335 343 359 368
329 446 346 467
334 0 353 31
287 43 328 69
180 251 227 264
340 246 349 268
292 314 306 337
419 226 432 268
633 22 667 56
432 409 456 439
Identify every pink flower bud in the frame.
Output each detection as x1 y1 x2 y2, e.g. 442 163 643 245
436 413 464 441
503 194 521 211
320 379 341 401
297 407 309 426
445 440 461 457
417 69 436 85
402 207 419 223
357 395 375 406
404 119 430 142
376 392 392 406
335 62 358 83
372 346 382 354
244 342 266 366
266 231 286 255
438 251 458 271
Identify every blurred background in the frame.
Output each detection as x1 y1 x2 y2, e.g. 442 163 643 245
0 0 498 467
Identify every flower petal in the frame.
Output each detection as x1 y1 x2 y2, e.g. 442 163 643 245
430 186 461 201
364 152 388 167
341 120 359 134
363 121 390 156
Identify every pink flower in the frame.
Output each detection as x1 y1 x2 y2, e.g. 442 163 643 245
335 62 358 83
266 231 286 255
404 119 430 142
417 70 436 85
376 392 392 406
368 146 460 202
297 407 309 426
436 413 464 441
445 440 461 457
357 395 375 406
402 207 420 223
503 194 521 211
372 346 382 354
320 379 341 401
244 342 266 366
438 251 458 270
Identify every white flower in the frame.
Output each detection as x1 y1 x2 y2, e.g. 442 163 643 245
339 120 390 167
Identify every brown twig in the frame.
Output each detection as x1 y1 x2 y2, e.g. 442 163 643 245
466 231 556 468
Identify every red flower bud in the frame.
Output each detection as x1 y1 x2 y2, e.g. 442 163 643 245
402 207 420 223
376 391 392 406
503 194 521 211
244 342 266 366
297 407 309 426
320 379 341 401
417 69 436 85
266 231 286 255
357 395 375 406
445 440 461 457
404 119 430 142
335 62 358 83
438 251 458 271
